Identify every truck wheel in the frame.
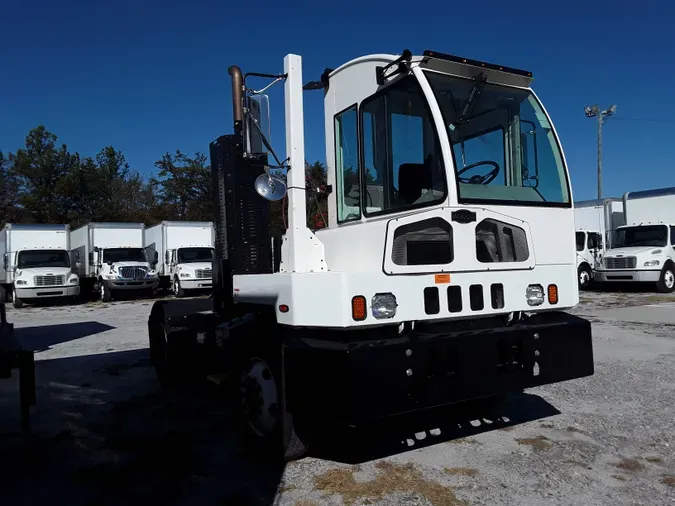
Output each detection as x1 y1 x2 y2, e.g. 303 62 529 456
236 353 309 462
13 288 23 309
0 286 6 303
578 264 592 290
173 277 185 298
656 264 675 293
100 282 113 302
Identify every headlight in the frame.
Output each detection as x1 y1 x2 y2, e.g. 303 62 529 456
644 260 660 267
371 293 397 319
15 280 27 286
104 274 116 280
69 276 79 284
146 271 157 278
180 273 190 278
526 284 545 306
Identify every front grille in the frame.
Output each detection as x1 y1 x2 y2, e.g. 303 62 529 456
604 257 636 269
34 275 65 286
118 266 147 279
195 269 212 279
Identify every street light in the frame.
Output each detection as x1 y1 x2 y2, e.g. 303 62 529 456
585 104 617 200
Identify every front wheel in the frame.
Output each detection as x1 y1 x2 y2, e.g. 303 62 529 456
578 265 592 290
0 286 6 303
656 265 675 293
12 288 23 309
173 277 185 298
100 281 113 302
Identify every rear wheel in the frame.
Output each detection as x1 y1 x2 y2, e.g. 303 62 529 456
578 264 592 290
656 264 675 293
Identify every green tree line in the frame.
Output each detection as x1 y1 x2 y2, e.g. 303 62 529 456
1 126 329 232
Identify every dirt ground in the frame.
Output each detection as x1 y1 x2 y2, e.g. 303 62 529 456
1 288 674 506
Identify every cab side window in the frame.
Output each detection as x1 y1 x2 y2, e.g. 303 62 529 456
671 226 675 246
334 105 360 223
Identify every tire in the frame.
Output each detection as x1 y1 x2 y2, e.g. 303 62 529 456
0 286 6 303
173 277 185 298
101 281 113 302
656 264 675 293
13 288 23 309
578 264 592 290
233 328 310 462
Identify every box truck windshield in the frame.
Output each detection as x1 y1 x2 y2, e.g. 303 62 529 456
613 225 668 248
17 250 70 269
177 248 213 263
103 248 146 263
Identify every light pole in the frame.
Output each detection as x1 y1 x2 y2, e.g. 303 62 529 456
584 104 616 200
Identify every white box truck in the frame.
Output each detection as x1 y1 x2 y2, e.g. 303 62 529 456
0 224 80 308
70 222 159 302
144 221 214 297
595 187 675 292
574 198 625 289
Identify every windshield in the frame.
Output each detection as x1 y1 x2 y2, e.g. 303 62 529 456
424 71 570 206
17 249 70 269
613 226 668 248
177 247 214 263
102 248 146 263
576 232 585 252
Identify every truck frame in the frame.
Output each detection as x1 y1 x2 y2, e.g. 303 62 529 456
148 50 595 461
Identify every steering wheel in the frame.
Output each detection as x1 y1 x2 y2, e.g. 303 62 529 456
457 160 500 185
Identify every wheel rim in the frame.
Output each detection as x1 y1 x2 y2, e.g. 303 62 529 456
174 279 179 295
240 358 279 437
665 270 675 289
579 270 590 286
101 283 105 300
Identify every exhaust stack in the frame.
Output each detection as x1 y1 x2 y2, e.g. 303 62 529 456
228 65 243 125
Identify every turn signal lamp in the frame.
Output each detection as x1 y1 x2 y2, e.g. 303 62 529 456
547 284 558 305
352 295 367 321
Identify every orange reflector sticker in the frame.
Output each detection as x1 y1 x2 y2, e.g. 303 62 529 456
352 295 367 321
548 284 558 304
435 274 451 284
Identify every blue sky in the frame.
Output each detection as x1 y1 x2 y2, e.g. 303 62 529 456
1 0 673 202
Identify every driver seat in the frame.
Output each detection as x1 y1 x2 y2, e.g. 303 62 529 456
398 162 432 206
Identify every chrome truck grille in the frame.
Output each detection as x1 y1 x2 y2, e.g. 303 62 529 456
604 257 637 269
195 269 212 279
118 266 147 279
34 275 65 286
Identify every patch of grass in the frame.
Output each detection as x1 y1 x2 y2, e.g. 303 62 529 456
278 484 297 493
644 456 663 463
643 295 675 304
516 435 552 452
499 426 515 432
294 499 319 506
448 437 482 444
445 467 478 477
313 461 465 506
566 426 584 433
539 422 555 429
615 458 645 472
611 474 628 482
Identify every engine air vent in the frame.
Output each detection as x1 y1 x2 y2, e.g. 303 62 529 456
475 219 529 263
392 218 453 266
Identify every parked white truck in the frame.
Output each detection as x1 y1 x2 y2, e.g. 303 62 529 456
144 221 214 297
595 187 675 293
0 224 79 308
574 198 625 289
71 222 159 302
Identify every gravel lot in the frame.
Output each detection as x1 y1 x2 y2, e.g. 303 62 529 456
1 288 674 505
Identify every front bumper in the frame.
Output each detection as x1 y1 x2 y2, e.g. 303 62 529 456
180 279 212 290
594 269 660 283
104 278 159 291
15 285 80 299
284 311 594 425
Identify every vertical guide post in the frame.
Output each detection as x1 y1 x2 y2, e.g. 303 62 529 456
283 54 308 273
597 112 603 201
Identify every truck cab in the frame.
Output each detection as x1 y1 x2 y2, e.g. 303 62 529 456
165 246 214 297
576 229 603 289
596 223 675 293
90 246 159 301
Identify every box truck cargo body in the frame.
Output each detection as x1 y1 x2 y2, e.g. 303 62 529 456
573 198 625 288
144 221 214 297
70 222 159 301
0 224 79 308
595 187 675 292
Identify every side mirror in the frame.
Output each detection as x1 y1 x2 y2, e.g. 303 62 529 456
2 253 7 271
244 94 271 157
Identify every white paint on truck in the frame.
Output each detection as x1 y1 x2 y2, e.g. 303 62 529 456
70 222 159 301
595 187 675 292
144 221 214 296
0 224 79 308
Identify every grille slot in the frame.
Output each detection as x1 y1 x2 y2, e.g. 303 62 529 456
424 287 440 315
195 269 212 279
447 286 462 313
470 285 484 311
605 257 636 269
118 266 147 279
34 275 65 287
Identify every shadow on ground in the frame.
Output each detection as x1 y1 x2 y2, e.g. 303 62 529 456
15 321 115 352
310 391 560 464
